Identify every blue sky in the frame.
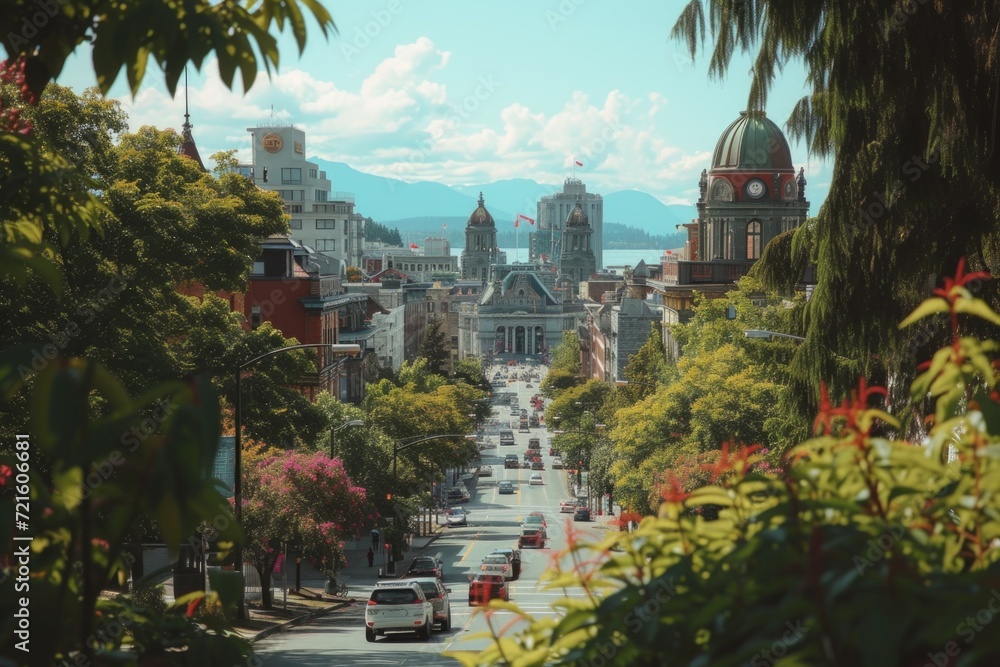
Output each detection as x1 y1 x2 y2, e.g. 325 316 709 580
55 0 830 210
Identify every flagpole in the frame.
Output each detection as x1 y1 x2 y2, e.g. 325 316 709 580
515 215 519 263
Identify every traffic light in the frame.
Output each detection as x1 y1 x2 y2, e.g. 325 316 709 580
262 166 268 182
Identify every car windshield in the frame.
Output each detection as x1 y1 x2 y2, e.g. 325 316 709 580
415 582 439 597
474 575 501 583
525 516 543 523
411 558 435 568
483 556 506 564
521 529 538 535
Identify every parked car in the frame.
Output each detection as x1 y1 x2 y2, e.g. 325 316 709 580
560 499 579 513
403 577 453 630
574 507 592 522
529 472 543 485
480 554 514 580
498 480 515 494
518 527 545 549
365 581 434 642
526 383 533 388
406 555 443 579
478 465 493 477
469 573 509 605
552 457 563 469
446 487 470 504
446 508 468 527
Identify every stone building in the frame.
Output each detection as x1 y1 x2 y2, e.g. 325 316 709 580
460 193 501 282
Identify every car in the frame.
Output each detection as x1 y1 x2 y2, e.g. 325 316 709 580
365 580 434 642
518 527 545 549
490 548 522 579
523 514 547 536
446 508 468 527
406 555 443 579
402 577 453 630
469 574 509 605
504 455 519 469
549 448 560 457
526 383 533 388
498 480 515 494
552 457 563 469
560 499 579 513
531 460 544 471
480 554 514 580
478 465 493 477
446 487 470 504
529 472 543 485
574 507 592 522
528 438 540 450
519 425 531 433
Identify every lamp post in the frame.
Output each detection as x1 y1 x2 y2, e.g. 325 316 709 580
386 433 476 574
233 342 360 618
330 419 365 458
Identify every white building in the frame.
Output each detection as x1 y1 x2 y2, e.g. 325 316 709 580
241 125 364 273
371 305 406 372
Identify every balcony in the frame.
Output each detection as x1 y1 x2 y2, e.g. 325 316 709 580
329 191 355 203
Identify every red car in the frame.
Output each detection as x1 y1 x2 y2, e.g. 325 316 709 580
518 527 545 549
469 574 509 605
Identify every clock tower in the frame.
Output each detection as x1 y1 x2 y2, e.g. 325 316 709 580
461 192 499 282
695 110 809 261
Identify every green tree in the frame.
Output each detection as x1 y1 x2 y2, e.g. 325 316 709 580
671 0 1000 433
540 330 581 398
418 318 449 376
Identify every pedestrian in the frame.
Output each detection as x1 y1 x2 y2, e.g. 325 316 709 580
370 528 380 552
367 547 374 567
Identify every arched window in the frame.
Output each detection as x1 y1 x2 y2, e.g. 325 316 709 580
747 220 762 260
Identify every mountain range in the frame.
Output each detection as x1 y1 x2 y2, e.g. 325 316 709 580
311 158 697 237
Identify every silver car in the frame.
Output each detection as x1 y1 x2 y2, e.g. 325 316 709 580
404 576 453 630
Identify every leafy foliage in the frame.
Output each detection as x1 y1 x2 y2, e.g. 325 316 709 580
418 318 450 376
540 330 582 398
671 0 1000 436
453 261 1000 666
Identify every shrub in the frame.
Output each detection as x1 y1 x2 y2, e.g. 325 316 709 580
451 259 1000 666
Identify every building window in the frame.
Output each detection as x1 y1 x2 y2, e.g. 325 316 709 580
288 205 303 214
316 190 328 202
279 189 304 201
747 220 762 260
251 306 262 329
316 219 336 230
290 219 302 230
316 239 337 251
308 168 317 178
281 168 301 184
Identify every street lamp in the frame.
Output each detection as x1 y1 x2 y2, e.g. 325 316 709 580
385 433 476 574
330 419 365 458
743 329 806 341
233 342 360 618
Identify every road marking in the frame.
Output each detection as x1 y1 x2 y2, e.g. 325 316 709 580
457 530 481 564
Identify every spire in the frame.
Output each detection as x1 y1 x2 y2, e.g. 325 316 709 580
478 191 484 207
177 67 207 172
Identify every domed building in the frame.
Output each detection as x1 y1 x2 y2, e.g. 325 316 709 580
557 200 598 297
655 110 811 356
460 192 500 282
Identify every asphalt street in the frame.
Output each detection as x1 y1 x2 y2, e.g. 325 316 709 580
254 360 610 666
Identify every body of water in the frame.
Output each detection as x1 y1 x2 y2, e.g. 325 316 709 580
451 248 667 271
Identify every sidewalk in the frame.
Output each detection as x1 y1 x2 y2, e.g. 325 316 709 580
231 521 449 641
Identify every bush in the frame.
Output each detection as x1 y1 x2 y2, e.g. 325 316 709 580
451 260 1000 666
120 583 168 618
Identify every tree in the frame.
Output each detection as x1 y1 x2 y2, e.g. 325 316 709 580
346 265 362 282
540 330 581 398
418 318 449 376
457 262 1000 667
241 449 368 609
671 0 1000 433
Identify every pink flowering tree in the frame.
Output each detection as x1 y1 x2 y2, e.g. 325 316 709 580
241 450 370 608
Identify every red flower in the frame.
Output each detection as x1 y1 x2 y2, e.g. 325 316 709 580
660 475 692 503
932 257 991 301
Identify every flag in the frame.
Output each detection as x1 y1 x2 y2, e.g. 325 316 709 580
410 242 419 249
514 218 519 228
574 160 583 167
517 214 535 225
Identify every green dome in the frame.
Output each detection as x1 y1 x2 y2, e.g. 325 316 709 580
711 111 793 171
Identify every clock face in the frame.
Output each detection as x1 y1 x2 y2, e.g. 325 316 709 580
746 179 766 199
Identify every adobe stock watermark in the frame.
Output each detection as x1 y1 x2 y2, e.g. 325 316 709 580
749 619 809 667
847 129 957 239
924 589 1000 667
386 74 501 192
545 0 589 31
880 0 931 33
16 271 131 381
5 0 68 52
853 521 906 574
339 0 404 63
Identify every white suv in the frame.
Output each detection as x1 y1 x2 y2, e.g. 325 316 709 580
365 581 434 642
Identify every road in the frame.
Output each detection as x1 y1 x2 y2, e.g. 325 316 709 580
254 360 608 666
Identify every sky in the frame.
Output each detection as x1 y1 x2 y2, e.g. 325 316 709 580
55 0 831 210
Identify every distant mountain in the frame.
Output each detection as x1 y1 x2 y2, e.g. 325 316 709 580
311 157 697 238
604 190 697 235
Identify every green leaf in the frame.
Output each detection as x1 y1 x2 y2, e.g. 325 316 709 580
954 297 1000 326
899 297 950 329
